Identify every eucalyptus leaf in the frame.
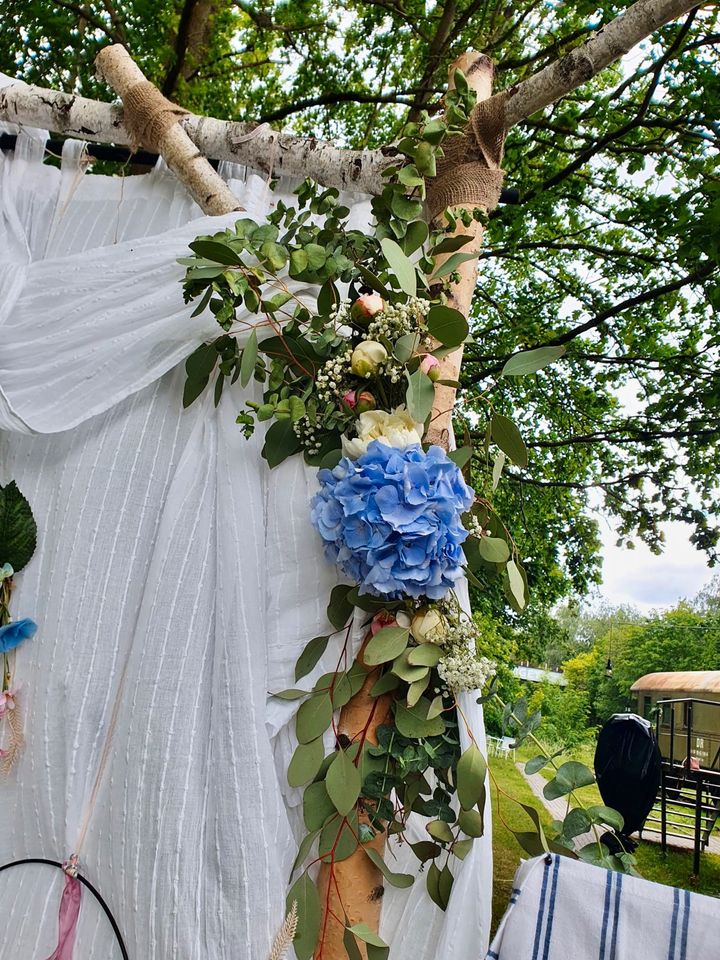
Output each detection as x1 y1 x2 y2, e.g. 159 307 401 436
364 848 415 888
288 738 325 788
295 693 333 744
405 369 435 423
380 237 417 297
364 626 409 665
425 305 468 348
477 536 510 563
501 346 566 377
303 780 336 831
327 583 354 630
262 418 303 468
395 698 445 738
456 744 487 811
287 873 321 960
326 748 362 816
295 635 330 682
491 414 528 467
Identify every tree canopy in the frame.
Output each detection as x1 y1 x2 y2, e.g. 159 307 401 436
2 0 719 609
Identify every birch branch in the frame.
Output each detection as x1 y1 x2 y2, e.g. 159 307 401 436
94 44 241 215
504 0 702 127
0 80 392 194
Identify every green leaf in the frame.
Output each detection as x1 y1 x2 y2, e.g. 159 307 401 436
288 737 325 788
492 451 505 490
327 584 354 630
587 805 624 832
403 220 429 255
289 248 309 275
0 481 37 572
391 649 429 683
363 626 409 665
453 838 474 860
427 819 454 843
427 695 444 720
425 305 468 348
561 807 592 840
430 251 477 278
491 413 528 467
343 928 364 960
394 698 446 738
414 141 436 177
287 873 321 960
188 239 240 265
319 812 359 862
410 840 441 862
260 240 288 271
326 748 362 816
295 694 333 744
394 332 421 363
458 807 484 837
364 848 415 888
405 369 435 423
391 192 424 222
369 671 400 697
407 644 442 667
292 829 321 876
456 744 487 811
544 761 596 801
426 862 443 909
303 781 336 831
477 536 510 563
447 446 472 469
501 346 566 377
430 234 474 255
305 243 327 269
273 688 310 700
525 755 550 775
262 419 302 468
295 635 330 682
349 924 389 949
438 864 454 908
380 237 417 297
506 559 527 610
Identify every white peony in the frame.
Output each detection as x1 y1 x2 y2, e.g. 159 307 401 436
342 405 424 459
350 340 388 377
410 608 448 644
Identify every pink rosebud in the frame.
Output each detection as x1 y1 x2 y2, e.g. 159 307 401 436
342 390 358 408
420 354 441 382
351 293 385 324
355 391 376 413
370 611 397 635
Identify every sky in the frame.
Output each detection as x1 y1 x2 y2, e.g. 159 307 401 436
593 517 716 613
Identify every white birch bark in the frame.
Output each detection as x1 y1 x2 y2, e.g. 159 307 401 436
0 0 701 195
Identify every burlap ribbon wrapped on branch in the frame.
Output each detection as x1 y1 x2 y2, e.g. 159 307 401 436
120 81 190 154
426 90 508 221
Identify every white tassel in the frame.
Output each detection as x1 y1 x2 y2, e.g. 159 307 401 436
267 900 298 960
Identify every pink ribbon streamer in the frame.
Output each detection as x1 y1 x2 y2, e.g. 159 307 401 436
45 874 82 960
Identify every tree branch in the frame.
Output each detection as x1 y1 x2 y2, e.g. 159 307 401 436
257 89 426 124
503 0 703 128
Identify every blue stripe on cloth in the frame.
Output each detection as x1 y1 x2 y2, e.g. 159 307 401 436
512 888 522 896
541 854 561 960
531 857 552 960
487 951 499 959
598 871 614 960
667 887 680 960
679 889 691 960
609 872 623 960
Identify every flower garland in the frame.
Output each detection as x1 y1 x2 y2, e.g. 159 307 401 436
180 71 629 960
0 482 38 775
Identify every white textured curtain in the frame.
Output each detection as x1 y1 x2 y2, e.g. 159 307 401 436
0 117 491 960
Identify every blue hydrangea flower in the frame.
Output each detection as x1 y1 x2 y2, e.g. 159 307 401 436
0 618 37 654
310 440 474 599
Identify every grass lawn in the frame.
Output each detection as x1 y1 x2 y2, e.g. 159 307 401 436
489 753 720 939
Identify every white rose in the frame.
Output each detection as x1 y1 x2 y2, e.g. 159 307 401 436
350 340 388 377
342 405 424 459
410 608 448 644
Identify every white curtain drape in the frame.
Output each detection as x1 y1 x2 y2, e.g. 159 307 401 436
0 113 491 960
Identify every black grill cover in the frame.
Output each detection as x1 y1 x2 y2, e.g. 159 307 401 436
594 713 662 838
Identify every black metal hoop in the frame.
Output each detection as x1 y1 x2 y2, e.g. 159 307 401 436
0 858 129 960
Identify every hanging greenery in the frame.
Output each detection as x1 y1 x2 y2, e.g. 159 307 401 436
180 73 632 959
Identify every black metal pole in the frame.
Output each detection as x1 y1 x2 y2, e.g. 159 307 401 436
686 701 693 769
694 773 702 877
661 764 667 853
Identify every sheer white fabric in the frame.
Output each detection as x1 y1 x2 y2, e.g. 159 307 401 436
0 119 491 959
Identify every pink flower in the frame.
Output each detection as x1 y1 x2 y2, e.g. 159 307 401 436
420 354 441 382
351 294 385 324
370 611 397 635
0 689 16 719
342 390 376 413
342 390 358 408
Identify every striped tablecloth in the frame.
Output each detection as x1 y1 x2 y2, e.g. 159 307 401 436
487 853 718 960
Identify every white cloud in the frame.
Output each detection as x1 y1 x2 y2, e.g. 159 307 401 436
594 518 715 612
